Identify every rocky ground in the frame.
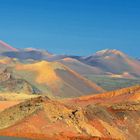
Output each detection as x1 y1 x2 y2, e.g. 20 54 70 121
0 85 140 140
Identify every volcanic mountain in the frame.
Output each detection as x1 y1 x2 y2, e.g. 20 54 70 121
1 41 140 91
0 41 140 139
1 41 140 78
12 60 104 98
0 40 18 53
79 49 140 77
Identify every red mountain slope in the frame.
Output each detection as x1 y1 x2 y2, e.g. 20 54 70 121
0 85 140 140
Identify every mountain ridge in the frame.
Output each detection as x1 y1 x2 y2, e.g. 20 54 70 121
0 40 18 52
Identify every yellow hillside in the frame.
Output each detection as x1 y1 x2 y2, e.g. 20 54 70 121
0 58 12 64
15 61 64 85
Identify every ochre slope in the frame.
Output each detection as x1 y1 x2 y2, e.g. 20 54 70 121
0 96 112 140
64 85 140 106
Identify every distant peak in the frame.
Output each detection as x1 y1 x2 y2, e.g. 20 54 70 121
95 49 125 57
24 47 52 53
24 48 38 51
0 40 18 52
62 57 78 62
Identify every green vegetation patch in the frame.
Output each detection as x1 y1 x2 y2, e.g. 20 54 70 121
86 74 140 91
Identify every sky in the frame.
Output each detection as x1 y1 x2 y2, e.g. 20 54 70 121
0 0 140 57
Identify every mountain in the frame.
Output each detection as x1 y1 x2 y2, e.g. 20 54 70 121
12 60 105 97
80 49 140 77
56 50 140 91
0 56 105 98
0 41 140 139
0 40 18 52
1 41 140 78
0 40 140 91
0 85 140 140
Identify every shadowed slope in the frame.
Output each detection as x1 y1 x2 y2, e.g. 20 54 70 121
58 57 104 75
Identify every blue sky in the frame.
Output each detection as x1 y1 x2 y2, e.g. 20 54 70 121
0 0 140 57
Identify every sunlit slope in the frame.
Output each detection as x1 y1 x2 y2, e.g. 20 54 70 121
14 61 104 97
